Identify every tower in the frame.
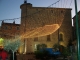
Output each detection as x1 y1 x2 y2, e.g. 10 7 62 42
20 0 32 35
20 0 33 53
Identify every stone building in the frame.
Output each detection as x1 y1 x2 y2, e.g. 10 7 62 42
72 11 80 44
72 11 80 40
0 1 72 54
19 1 72 53
0 21 20 39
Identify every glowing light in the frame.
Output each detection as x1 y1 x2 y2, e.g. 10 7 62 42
35 44 37 50
23 24 59 38
20 9 66 38
59 41 66 47
0 38 3 41
0 38 4 46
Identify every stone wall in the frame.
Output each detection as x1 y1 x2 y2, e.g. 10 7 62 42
20 2 72 53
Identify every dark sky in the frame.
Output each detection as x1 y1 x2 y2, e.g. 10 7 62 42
0 0 80 25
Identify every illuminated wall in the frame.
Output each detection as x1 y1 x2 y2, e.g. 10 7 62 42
20 2 72 53
0 38 3 46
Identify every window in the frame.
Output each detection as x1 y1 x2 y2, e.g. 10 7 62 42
4 35 6 37
51 10 53 13
17 33 20 35
36 9 38 11
5 26 7 29
16 27 19 30
59 33 63 41
47 35 51 41
9 26 12 30
61 10 63 13
34 37 38 42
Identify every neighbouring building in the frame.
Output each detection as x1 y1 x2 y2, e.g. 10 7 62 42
0 1 72 54
72 11 80 49
0 21 20 39
73 11 80 41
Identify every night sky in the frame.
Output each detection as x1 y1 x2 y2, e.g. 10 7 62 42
0 0 80 25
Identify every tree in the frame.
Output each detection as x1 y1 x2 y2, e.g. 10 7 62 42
67 39 73 53
53 43 71 59
34 48 49 60
53 43 59 51
34 44 49 60
36 44 47 50
3 39 23 60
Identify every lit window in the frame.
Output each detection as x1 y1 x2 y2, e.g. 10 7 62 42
35 44 37 50
47 35 51 41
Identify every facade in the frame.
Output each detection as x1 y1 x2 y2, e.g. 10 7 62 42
72 11 80 43
72 11 80 53
0 21 20 39
73 11 80 27
0 1 72 54
19 1 72 53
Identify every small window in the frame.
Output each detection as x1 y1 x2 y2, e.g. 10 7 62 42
61 10 63 13
36 9 38 11
5 26 7 29
47 35 51 41
16 27 19 30
17 33 20 35
34 37 38 42
51 10 53 13
9 26 12 30
4 34 6 37
59 33 63 41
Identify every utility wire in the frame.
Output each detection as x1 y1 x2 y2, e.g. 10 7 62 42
69 0 73 8
48 0 60 7
0 0 61 22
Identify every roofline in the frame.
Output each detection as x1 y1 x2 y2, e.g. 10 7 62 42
72 11 80 19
